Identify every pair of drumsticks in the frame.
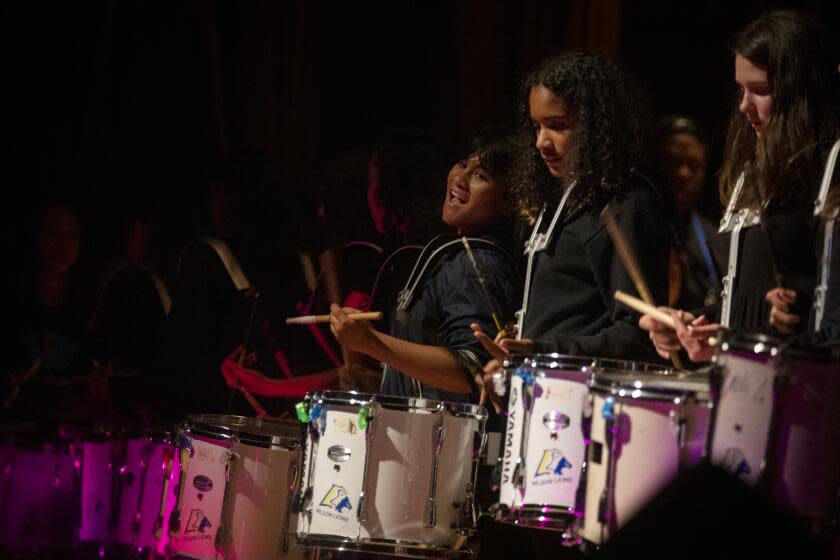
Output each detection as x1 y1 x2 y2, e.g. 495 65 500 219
601 206 712 368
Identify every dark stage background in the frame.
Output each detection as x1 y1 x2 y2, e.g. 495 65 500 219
1 0 837 291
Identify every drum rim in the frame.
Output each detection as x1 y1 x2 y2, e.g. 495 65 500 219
295 533 471 559
589 366 710 399
718 330 781 357
502 353 596 371
184 413 302 448
306 390 486 419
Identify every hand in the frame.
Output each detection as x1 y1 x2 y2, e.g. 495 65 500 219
766 288 800 334
672 312 718 363
470 323 535 361
329 304 378 354
471 324 533 413
639 307 692 359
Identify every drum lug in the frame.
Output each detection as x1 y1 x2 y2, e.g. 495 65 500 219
424 419 447 528
282 461 299 554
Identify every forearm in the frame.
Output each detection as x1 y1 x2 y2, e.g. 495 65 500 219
365 331 472 394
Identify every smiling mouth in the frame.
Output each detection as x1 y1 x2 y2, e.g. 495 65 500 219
449 188 469 205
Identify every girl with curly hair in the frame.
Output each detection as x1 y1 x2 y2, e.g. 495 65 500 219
641 10 840 361
474 51 671 364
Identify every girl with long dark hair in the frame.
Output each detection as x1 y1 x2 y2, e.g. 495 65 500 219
642 10 840 361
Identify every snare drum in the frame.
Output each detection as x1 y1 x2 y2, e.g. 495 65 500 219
113 431 180 556
0 424 80 554
581 361 711 546
171 414 303 560
490 354 594 542
295 391 486 557
710 333 840 530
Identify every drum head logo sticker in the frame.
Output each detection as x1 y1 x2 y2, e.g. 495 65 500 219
535 449 572 477
185 509 213 534
320 484 353 513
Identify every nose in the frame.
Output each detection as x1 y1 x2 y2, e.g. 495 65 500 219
739 90 752 117
535 128 552 154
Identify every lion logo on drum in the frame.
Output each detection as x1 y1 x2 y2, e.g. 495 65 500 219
320 484 353 513
535 449 572 477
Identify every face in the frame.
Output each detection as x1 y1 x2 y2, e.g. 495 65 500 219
529 85 574 178
442 154 506 235
661 132 706 212
735 54 772 138
39 206 81 274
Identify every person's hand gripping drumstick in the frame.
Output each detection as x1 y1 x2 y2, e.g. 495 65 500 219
619 290 720 363
470 323 534 413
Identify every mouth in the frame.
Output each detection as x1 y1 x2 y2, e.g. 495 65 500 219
448 187 470 206
541 155 561 167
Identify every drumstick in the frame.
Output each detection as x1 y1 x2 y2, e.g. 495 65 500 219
602 205 684 369
601 205 656 304
615 290 676 328
286 311 383 325
461 237 507 338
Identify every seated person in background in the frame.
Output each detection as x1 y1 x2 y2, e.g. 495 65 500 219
222 132 452 398
3 200 105 423
655 115 727 310
326 126 523 403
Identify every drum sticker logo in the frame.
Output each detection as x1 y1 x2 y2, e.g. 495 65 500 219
317 484 353 521
184 509 213 540
722 448 751 479
502 385 519 485
193 475 213 492
534 449 573 485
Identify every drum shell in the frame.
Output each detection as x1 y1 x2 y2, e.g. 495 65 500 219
492 354 594 536
173 414 303 560
296 391 485 553
0 432 79 553
581 364 711 545
710 334 840 527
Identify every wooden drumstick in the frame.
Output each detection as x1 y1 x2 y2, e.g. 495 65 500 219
615 290 676 328
602 205 684 369
615 290 721 347
286 311 383 325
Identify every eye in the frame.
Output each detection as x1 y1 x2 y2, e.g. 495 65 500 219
474 171 488 181
458 160 468 169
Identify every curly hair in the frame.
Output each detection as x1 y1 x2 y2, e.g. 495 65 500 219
512 51 648 218
719 10 840 211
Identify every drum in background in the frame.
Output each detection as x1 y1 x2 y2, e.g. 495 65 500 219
710 333 840 532
489 354 594 544
0 424 80 554
581 362 711 546
113 431 180 557
79 428 125 548
295 391 486 557
171 414 303 560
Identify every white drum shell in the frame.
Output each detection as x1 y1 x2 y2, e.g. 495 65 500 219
297 396 482 550
582 378 710 545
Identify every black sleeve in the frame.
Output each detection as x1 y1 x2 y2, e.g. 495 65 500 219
533 205 669 361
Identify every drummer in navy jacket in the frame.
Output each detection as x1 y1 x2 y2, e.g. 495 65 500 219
329 127 522 404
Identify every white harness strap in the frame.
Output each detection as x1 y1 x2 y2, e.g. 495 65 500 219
719 174 752 328
515 181 577 339
813 139 840 330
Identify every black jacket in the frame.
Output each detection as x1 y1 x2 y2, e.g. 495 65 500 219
523 174 670 361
